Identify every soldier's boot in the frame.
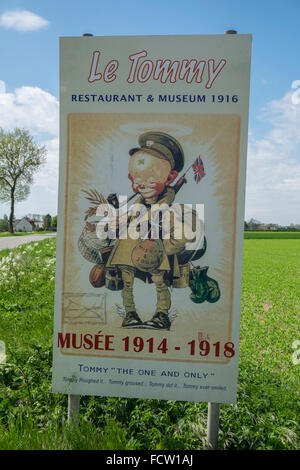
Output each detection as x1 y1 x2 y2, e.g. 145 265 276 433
143 311 171 330
122 311 143 328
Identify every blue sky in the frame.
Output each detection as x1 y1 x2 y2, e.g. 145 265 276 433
0 0 299 225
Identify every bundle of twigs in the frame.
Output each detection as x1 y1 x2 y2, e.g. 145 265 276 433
82 189 107 221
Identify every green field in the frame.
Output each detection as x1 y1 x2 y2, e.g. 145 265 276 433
0 237 299 450
0 231 54 237
245 231 300 239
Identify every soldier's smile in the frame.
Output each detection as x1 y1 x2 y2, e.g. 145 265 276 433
128 150 175 201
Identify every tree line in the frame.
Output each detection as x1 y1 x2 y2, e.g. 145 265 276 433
245 218 300 232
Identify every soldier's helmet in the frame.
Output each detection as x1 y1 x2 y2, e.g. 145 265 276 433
129 131 184 172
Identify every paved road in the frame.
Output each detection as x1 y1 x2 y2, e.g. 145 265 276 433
0 233 56 250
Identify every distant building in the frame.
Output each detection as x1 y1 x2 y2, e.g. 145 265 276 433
266 224 278 231
14 217 35 232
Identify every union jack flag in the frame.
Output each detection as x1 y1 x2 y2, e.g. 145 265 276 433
192 156 206 184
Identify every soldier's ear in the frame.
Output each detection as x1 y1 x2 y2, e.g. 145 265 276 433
166 170 178 185
128 173 139 193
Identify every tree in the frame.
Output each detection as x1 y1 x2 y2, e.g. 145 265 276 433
247 218 262 231
0 216 8 232
51 215 57 230
0 128 46 233
43 213 52 230
0 214 8 232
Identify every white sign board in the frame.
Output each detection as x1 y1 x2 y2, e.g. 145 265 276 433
52 34 252 403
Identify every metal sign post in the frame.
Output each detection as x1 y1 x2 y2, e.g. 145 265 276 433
66 31 93 426
207 402 220 449
67 394 80 422
205 32 236 450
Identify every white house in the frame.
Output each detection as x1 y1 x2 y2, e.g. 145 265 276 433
14 217 35 232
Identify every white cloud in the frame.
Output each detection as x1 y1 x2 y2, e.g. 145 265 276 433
0 10 49 32
0 81 59 216
0 84 58 136
0 80 6 94
245 88 300 225
35 137 59 192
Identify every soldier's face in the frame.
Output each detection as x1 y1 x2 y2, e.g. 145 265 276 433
129 151 177 199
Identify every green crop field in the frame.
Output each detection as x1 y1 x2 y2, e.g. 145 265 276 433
244 231 300 239
0 237 299 450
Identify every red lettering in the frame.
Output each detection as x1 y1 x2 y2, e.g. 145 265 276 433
88 51 102 82
206 59 227 89
127 50 147 83
95 331 104 350
153 60 180 84
83 334 93 350
72 333 82 349
57 332 70 348
105 335 115 351
103 60 119 83
179 60 205 83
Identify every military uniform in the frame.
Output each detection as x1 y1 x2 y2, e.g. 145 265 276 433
106 132 202 329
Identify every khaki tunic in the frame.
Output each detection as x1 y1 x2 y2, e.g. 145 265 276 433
106 187 199 277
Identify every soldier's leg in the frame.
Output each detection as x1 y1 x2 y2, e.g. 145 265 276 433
119 266 142 327
143 270 171 330
120 265 135 313
151 270 171 314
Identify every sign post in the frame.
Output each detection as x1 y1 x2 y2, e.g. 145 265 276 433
68 394 80 422
204 28 237 450
207 402 220 449
53 32 252 444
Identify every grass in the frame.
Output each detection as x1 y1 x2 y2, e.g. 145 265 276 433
0 237 299 450
0 231 54 237
0 415 136 450
245 231 300 239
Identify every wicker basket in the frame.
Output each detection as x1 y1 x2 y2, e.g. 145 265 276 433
78 226 114 265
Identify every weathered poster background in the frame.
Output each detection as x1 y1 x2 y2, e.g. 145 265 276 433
52 34 252 403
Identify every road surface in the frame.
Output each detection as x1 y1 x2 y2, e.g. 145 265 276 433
0 233 56 251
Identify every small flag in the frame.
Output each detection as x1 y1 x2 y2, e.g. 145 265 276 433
192 156 206 184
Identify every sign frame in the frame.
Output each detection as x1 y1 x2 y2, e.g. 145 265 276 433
52 33 252 406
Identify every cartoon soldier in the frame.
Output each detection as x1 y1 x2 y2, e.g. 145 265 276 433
105 131 202 330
